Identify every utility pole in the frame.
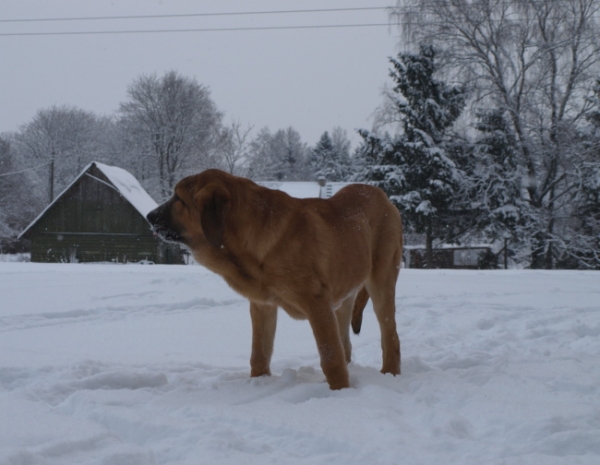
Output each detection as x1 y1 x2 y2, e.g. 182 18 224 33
49 158 55 202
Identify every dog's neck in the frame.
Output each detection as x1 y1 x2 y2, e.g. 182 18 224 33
194 185 298 304
226 186 296 262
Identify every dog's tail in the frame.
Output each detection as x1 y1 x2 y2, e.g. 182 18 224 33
351 286 370 334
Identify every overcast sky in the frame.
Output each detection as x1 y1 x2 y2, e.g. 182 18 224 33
1 0 401 147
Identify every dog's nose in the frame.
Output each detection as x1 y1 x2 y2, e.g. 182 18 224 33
146 208 159 225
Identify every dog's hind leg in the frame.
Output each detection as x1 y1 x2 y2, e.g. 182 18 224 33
249 302 278 377
335 295 356 364
367 279 401 375
366 242 401 376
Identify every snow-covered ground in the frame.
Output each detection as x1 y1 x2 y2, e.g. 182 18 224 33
1 263 599 465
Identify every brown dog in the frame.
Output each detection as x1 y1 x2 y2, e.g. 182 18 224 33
147 169 403 390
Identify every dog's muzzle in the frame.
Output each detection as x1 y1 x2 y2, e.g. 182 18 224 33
147 205 184 243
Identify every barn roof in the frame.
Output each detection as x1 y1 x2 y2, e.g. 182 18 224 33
19 162 157 239
93 162 157 217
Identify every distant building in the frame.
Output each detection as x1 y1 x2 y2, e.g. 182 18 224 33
404 245 497 269
19 162 184 264
257 179 355 199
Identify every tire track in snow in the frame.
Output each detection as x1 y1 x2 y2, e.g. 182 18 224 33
0 297 242 333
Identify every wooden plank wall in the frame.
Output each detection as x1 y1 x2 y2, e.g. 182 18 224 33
28 166 184 264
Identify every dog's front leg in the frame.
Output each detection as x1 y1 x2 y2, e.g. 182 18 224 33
308 304 350 390
249 302 278 377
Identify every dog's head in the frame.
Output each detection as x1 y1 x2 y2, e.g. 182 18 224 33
146 170 232 250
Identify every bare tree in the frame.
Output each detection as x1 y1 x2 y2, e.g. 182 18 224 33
119 71 223 199
0 136 18 240
394 0 600 268
330 127 352 160
215 121 254 176
13 105 111 202
0 135 44 246
247 127 310 181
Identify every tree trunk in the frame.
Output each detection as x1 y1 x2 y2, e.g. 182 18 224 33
530 231 547 269
425 222 434 269
49 158 55 203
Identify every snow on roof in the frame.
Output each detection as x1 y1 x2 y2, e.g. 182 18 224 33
94 162 157 217
257 181 355 199
19 162 157 239
258 181 322 199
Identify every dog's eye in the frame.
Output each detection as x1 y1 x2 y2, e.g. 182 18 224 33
174 194 185 206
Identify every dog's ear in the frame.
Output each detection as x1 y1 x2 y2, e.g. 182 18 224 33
194 183 231 249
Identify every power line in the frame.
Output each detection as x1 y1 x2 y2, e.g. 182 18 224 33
3 3 596 38
0 23 392 37
0 163 50 178
0 6 390 24
3 15 597 38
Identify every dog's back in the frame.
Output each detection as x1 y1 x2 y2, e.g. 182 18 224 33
327 184 403 280
281 184 402 309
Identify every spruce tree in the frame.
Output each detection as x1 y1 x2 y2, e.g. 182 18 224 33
310 131 352 182
469 109 530 242
356 45 467 267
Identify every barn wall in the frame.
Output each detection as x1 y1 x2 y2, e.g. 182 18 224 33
33 167 149 235
30 233 165 263
28 166 184 264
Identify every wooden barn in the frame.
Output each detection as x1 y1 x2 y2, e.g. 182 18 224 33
19 162 184 264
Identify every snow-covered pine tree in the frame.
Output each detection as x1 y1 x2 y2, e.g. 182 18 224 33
469 109 531 245
354 129 406 198
589 79 600 129
567 79 600 268
570 161 600 268
309 130 352 182
356 45 467 267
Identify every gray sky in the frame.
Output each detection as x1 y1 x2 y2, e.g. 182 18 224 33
1 0 400 147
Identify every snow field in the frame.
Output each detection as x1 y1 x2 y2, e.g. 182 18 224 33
0 263 599 464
